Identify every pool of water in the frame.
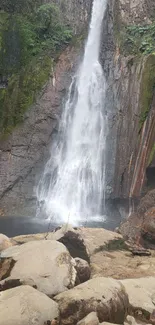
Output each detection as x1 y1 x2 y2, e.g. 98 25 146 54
0 198 137 237
0 215 122 237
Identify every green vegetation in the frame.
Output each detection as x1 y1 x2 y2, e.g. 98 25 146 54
0 56 52 134
117 24 155 130
0 2 72 135
120 23 155 56
0 0 42 14
139 54 155 132
148 143 155 166
94 239 128 253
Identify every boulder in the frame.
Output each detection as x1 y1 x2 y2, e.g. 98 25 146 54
0 285 59 325
0 233 12 252
78 228 125 256
0 240 76 297
77 312 99 325
12 226 124 262
120 277 155 322
141 207 155 247
75 257 90 283
52 226 124 262
55 277 129 325
52 225 90 262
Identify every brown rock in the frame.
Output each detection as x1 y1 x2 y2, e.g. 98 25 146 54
150 309 155 325
0 258 15 281
52 225 90 262
119 190 155 248
75 257 90 283
141 208 155 247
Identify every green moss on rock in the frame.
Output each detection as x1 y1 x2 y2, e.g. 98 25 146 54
116 21 155 56
139 54 155 131
94 238 128 253
0 55 52 135
148 143 155 166
0 2 72 136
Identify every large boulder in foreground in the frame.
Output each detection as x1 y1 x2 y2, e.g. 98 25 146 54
55 277 129 325
0 240 76 297
0 233 12 252
0 285 59 325
120 277 155 322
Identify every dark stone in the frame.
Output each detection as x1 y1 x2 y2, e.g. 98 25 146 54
74 258 90 283
58 231 90 263
0 258 16 281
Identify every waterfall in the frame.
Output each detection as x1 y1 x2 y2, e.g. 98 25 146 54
36 0 108 225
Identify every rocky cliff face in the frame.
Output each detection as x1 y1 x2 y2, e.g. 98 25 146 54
1 0 155 216
0 0 92 216
102 0 155 199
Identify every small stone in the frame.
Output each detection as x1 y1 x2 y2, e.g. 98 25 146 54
77 312 99 325
75 257 90 283
124 315 137 325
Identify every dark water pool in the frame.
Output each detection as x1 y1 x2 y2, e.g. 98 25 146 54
0 198 136 237
0 215 121 237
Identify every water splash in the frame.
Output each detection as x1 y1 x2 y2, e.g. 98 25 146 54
37 0 108 225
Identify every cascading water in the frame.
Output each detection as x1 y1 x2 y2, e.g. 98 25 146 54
37 0 108 225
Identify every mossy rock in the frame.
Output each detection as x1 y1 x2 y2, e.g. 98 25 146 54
139 54 155 131
148 143 155 166
0 2 72 137
94 238 128 253
0 55 52 135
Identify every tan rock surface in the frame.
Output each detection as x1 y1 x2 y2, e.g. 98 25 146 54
12 226 155 280
55 277 129 325
77 312 99 325
90 249 155 279
0 240 76 297
0 285 59 325
0 233 12 252
120 277 155 321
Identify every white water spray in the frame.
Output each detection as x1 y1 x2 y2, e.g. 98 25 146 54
37 0 108 225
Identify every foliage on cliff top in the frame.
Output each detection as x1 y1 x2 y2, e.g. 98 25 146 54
0 3 72 76
0 0 42 14
0 2 72 135
120 23 155 56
